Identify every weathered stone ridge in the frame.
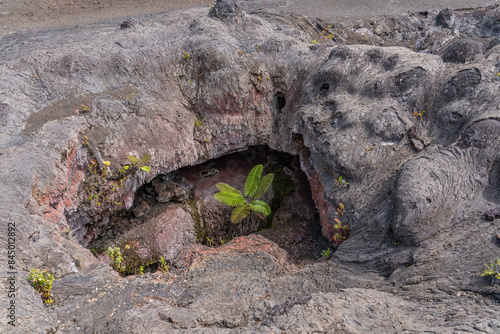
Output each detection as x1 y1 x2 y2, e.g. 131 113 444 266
1 2 500 333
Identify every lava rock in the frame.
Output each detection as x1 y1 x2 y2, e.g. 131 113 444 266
3 5 500 333
124 206 196 264
328 45 352 60
120 18 137 29
441 39 482 63
457 119 500 149
410 138 425 152
154 179 189 203
483 207 500 221
211 0 241 23
366 109 406 142
486 37 500 50
436 8 455 28
391 67 428 100
442 68 482 101
132 200 150 218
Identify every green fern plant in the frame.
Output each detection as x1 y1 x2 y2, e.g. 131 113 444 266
321 248 331 259
214 164 274 223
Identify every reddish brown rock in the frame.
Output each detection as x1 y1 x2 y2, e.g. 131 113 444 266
307 170 337 243
122 205 196 266
190 234 295 271
132 201 150 218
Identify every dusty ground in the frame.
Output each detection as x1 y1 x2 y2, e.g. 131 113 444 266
0 0 214 34
1 0 499 34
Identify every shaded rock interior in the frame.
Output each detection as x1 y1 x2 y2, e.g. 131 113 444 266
88 146 332 270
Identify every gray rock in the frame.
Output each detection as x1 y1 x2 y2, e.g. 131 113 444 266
211 0 241 23
441 39 482 63
436 8 455 28
1 3 500 333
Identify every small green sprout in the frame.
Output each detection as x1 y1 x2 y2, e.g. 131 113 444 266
321 248 331 259
125 153 151 173
334 176 348 188
106 247 125 272
481 259 500 284
194 117 205 128
159 257 170 272
28 269 54 304
207 236 215 247
206 236 229 247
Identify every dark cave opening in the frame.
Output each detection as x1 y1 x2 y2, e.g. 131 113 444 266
87 146 334 274
320 82 330 94
274 92 286 113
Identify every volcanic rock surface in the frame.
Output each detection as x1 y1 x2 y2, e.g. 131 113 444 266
1 0 500 332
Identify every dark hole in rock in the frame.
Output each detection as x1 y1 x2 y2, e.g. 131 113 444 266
120 18 136 29
274 92 286 113
320 83 330 96
319 82 330 96
292 133 304 145
87 146 333 273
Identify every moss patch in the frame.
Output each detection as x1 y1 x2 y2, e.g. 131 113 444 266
185 196 205 244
